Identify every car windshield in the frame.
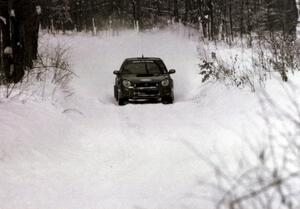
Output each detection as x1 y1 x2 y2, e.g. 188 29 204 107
122 60 166 75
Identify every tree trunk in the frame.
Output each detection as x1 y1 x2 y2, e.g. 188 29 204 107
0 0 40 83
173 0 179 22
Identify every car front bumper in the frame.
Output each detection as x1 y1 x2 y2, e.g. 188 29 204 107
121 86 173 100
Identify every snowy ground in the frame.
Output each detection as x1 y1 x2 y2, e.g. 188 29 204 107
0 29 299 209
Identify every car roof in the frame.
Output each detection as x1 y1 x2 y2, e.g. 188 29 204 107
124 57 163 62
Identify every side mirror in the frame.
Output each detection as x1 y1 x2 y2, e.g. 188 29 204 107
113 70 120 75
168 69 176 74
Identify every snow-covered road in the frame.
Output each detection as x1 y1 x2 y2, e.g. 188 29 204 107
58 30 248 209
0 29 293 209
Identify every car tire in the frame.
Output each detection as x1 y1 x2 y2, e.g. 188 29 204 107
114 86 118 101
117 91 127 106
118 98 127 106
162 96 174 104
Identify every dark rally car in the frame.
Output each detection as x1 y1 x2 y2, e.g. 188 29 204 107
113 57 176 105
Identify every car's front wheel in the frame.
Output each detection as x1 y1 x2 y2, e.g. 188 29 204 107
114 86 118 101
118 98 127 106
162 96 174 104
117 90 127 106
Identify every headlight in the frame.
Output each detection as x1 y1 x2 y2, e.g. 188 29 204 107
122 80 131 88
161 79 170 87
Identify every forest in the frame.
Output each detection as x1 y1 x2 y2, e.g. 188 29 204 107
0 0 299 85
41 0 299 38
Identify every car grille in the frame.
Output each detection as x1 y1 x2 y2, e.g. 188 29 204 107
132 82 160 97
137 89 159 96
135 82 159 88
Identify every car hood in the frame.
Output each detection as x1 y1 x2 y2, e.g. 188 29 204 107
121 75 169 83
